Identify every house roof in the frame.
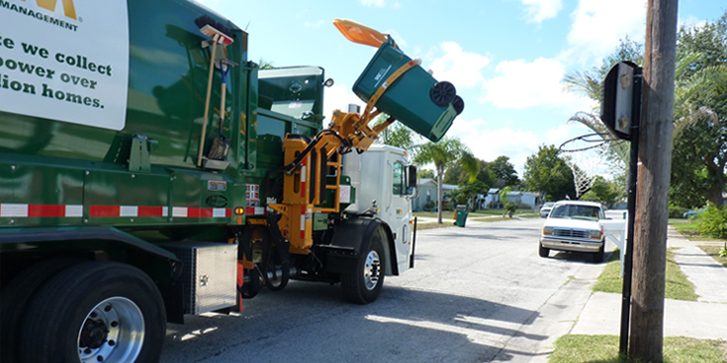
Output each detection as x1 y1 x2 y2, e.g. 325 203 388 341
417 178 457 190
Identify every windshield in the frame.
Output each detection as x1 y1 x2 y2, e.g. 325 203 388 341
549 204 602 221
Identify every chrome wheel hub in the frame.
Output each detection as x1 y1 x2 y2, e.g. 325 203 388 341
77 297 145 363
363 250 381 291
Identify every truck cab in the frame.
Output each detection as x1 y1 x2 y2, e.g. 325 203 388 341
344 144 417 274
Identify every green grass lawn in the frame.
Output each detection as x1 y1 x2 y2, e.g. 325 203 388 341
593 249 698 301
550 335 727 363
670 219 724 242
698 245 727 267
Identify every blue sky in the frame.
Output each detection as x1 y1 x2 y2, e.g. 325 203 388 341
197 0 724 176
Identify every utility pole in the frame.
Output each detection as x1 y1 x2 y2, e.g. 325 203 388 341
629 0 678 361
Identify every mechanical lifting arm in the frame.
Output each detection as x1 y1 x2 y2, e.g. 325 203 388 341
267 52 420 255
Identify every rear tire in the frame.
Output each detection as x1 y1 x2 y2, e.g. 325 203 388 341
342 226 386 304
0 258 80 363
19 261 166 363
538 243 549 258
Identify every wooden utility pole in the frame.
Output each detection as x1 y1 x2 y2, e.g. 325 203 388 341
629 0 678 361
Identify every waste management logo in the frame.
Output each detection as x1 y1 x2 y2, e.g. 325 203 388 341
0 0 129 130
1 0 80 32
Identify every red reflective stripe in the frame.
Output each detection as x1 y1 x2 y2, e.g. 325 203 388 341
245 207 255 215
226 208 232 218
187 208 214 218
138 206 163 217
27 204 65 218
90 205 120 217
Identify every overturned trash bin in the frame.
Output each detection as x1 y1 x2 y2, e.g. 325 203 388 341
454 205 469 227
334 19 464 142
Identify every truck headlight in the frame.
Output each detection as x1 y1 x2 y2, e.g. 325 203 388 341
589 229 603 240
542 227 553 236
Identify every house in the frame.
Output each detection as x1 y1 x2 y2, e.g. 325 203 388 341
412 178 458 211
481 188 541 209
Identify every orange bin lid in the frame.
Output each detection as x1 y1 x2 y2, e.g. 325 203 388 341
333 19 389 48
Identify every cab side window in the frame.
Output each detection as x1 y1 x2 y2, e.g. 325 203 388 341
392 162 405 195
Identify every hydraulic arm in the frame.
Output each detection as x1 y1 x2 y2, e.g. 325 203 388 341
268 57 420 254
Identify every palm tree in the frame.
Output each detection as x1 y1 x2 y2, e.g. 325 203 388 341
414 137 478 224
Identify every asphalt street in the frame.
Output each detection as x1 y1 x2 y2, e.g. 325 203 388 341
161 218 609 363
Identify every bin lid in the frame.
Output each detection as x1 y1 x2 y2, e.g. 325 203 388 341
333 19 389 48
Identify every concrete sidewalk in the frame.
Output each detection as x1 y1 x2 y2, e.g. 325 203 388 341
572 292 727 339
571 227 727 340
668 227 727 303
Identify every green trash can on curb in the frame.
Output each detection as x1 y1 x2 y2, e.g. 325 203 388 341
454 205 468 227
353 39 463 142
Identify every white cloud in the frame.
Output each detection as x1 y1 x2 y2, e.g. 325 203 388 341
323 83 363 122
360 0 386 7
481 57 593 112
566 0 646 63
678 16 707 31
521 0 563 23
428 42 491 89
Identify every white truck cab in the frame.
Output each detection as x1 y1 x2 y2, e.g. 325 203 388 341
343 144 417 274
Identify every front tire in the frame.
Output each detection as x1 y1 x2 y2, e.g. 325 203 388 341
341 226 386 304
19 261 166 363
539 243 550 257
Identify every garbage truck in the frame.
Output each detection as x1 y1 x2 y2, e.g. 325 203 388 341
0 1 464 361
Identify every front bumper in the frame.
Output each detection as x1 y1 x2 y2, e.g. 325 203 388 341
540 237 603 253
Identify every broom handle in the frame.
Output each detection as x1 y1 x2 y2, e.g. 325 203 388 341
219 80 226 128
197 39 219 167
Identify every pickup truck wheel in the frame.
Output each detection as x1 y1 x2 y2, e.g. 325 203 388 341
538 243 549 257
342 226 386 304
0 258 80 363
19 261 165 363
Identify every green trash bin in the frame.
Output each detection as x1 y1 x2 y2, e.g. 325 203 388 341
454 205 468 227
353 39 463 142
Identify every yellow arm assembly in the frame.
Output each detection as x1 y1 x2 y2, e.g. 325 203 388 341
268 58 419 255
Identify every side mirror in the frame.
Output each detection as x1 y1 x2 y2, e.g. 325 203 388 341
407 165 417 190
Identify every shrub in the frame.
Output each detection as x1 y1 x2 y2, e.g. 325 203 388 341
696 203 727 239
668 204 688 219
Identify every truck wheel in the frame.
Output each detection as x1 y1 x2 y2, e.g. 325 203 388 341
341 226 386 304
19 261 165 363
538 243 549 258
0 258 80 363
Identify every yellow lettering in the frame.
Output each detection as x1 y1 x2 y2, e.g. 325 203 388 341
27 0 77 20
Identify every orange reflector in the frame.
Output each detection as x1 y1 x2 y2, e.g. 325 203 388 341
234 207 245 215
333 19 389 48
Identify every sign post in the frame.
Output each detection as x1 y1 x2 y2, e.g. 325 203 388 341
601 61 642 356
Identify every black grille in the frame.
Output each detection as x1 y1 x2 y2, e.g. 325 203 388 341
553 229 589 238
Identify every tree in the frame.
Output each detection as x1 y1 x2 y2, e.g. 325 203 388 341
670 12 727 207
490 156 520 188
415 137 477 224
564 38 643 179
580 176 622 207
379 122 414 149
449 180 487 211
417 169 435 179
445 158 495 187
564 37 643 105
523 145 575 201
499 186 516 218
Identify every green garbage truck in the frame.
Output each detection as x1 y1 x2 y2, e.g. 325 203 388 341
0 1 464 362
